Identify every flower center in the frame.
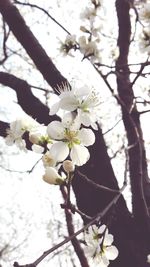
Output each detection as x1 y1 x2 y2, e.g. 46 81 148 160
64 129 80 148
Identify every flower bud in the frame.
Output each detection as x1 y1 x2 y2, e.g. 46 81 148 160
43 167 65 185
63 160 75 173
29 133 39 144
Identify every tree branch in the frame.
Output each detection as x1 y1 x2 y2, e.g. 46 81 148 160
60 186 90 267
115 0 150 236
0 71 58 124
0 120 9 137
13 0 70 35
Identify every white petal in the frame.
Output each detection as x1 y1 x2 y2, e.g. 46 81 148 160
47 121 65 140
60 96 79 111
79 112 92 127
49 102 60 115
99 224 107 234
32 144 44 154
70 145 90 166
78 128 95 146
104 234 114 246
91 122 98 130
75 86 91 97
101 254 110 266
105 246 119 260
61 113 74 127
5 136 14 145
50 142 69 162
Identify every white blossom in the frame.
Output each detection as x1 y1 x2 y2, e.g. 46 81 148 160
29 125 52 153
78 36 101 62
139 3 150 23
47 114 95 166
29 125 47 144
5 116 39 151
139 28 150 54
80 7 97 22
49 84 100 129
84 224 119 267
59 34 77 56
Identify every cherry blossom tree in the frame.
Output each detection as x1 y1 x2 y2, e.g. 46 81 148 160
0 0 150 266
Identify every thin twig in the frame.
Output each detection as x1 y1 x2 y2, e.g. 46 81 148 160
77 170 120 194
14 182 126 267
13 0 70 35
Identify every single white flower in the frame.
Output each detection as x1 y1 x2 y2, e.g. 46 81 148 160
43 167 65 185
59 34 77 56
78 36 101 62
47 115 95 166
50 84 100 129
84 224 119 267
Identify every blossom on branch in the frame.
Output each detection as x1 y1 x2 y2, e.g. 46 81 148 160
49 84 100 129
139 28 150 55
47 114 95 166
78 36 101 62
139 3 150 23
5 116 39 151
84 224 119 267
29 125 52 153
59 34 77 56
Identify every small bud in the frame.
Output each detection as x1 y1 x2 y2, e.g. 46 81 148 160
63 160 75 173
80 26 90 33
43 167 65 185
29 133 39 144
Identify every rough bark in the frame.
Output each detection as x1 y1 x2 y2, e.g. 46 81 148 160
115 0 150 265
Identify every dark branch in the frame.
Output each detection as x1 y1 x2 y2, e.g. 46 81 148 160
0 72 58 124
115 0 150 237
0 120 9 137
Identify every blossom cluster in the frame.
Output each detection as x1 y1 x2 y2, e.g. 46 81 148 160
59 0 104 62
5 83 101 185
84 224 119 267
139 2 150 55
